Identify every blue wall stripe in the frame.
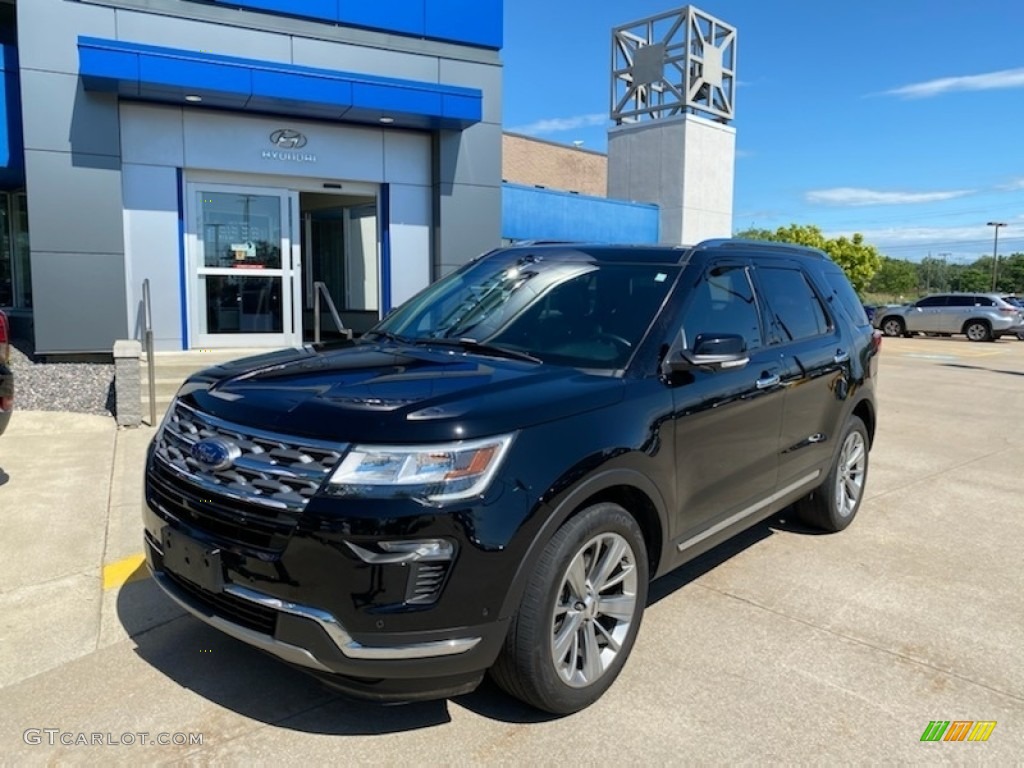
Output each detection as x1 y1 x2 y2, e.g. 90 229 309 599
176 168 189 350
501 183 660 244
380 184 392 315
78 37 482 130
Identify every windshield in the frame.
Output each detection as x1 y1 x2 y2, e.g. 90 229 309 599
373 250 679 369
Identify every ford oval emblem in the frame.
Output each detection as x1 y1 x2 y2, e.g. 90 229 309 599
191 438 241 472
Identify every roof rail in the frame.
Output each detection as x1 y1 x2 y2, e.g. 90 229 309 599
695 238 829 258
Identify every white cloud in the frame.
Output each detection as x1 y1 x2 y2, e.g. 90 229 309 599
806 187 975 206
883 67 1024 98
998 177 1024 191
507 113 607 135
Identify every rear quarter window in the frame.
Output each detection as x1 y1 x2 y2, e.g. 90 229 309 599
819 267 869 326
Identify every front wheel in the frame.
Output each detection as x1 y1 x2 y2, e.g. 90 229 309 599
880 317 905 337
796 415 870 532
489 503 649 714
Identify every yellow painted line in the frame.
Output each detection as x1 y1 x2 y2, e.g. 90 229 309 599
102 553 150 591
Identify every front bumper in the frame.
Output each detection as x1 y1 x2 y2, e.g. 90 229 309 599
144 531 509 701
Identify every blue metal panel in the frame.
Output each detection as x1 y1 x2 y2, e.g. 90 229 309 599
426 0 502 50
502 184 660 244
338 0 425 37
380 184 392 314
182 0 502 49
77 37 482 129
0 45 24 187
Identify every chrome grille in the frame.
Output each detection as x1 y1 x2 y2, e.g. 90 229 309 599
154 401 346 513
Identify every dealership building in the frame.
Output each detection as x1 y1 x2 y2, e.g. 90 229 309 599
1 1 733 355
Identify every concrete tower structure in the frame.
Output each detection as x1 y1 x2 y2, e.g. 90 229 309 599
607 6 737 245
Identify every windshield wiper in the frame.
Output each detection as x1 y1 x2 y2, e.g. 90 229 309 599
363 329 410 344
412 338 542 364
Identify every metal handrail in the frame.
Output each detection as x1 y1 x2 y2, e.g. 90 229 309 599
313 281 352 343
142 279 156 427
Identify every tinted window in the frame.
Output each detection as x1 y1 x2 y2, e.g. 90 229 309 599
974 296 995 307
682 264 763 351
758 267 830 343
946 296 975 307
916 296 947 307
820 266 869 326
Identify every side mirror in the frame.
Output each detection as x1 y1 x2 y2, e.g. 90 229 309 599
665 333 750 373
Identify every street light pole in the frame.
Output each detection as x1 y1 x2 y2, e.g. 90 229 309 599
987 221 1006 291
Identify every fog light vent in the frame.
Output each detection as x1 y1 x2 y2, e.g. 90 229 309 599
406 562 450 605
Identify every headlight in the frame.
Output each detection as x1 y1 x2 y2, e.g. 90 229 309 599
326 433 515 502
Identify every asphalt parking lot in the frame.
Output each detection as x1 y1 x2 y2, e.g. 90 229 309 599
1 336 1022 763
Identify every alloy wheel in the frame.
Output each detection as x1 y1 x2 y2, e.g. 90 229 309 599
550 532 639 688
834 430 867 518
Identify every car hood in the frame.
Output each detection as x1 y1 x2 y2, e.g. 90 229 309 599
176 342 625 444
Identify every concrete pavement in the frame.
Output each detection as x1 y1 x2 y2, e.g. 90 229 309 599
1 336 1022 762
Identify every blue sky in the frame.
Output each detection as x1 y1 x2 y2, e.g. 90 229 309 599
502 0 1024 262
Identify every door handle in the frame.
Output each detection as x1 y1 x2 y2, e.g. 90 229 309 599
834 349 851 364
755 374 781 390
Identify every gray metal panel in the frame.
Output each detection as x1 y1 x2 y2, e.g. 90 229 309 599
32 251 129 354
20 70 121 157
436 122 502 187
17 0 116 74
81 0 500 64
292 37 440 83
122 164 183 349
433 182 501 275
114 8 293 64
438 59 503 125
24 150 126 255
119 103 185 168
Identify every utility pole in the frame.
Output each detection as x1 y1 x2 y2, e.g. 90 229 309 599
987 222 1007 291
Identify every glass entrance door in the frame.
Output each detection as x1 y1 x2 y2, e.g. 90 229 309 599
188 184 300 348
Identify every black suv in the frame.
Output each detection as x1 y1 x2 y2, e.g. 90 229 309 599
144 240 879 714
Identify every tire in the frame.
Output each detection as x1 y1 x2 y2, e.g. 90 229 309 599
963 320 991 342
796 415 869 533
489 502 649 714
880 317 905 337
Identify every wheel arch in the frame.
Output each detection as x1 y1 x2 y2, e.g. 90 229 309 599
851 398 876 447
498 469 669 621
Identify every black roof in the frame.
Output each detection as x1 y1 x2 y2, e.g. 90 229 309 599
501 238 829 265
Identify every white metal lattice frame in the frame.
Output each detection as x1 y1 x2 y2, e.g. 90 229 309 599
611 5 737 124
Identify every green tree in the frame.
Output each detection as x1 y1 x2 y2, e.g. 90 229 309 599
870 257 917 298
735 224 882 293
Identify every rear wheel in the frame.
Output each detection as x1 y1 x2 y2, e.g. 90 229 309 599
796 416 869 532
490 503 648 714
880 317 905 337
963 320 991 342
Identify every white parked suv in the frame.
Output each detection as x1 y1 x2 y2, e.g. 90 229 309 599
874 293 1024 342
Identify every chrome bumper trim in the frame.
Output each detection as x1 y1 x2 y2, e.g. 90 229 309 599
151 569 332 673
224 583 482 660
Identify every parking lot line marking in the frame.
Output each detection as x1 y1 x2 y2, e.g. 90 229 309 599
102 553 149 591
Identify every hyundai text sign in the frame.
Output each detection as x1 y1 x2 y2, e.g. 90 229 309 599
262 129 317 163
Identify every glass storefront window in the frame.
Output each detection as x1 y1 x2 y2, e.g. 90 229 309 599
0 192 29 309
0 193 11 307
200 191 282 270
13 193 31 309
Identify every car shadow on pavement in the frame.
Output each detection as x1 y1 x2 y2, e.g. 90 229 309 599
0 467 8 487
117 573 453 735
942 362 1024 377
115 511 813 730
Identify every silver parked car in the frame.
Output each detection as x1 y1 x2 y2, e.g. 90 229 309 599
874 293 1024 342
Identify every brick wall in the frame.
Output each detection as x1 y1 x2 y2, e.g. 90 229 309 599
502 133 608 198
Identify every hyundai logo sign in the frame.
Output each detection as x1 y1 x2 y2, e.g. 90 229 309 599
270 129 308 149
190 438 241 472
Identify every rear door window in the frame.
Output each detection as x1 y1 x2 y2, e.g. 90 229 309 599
756 266 830 343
